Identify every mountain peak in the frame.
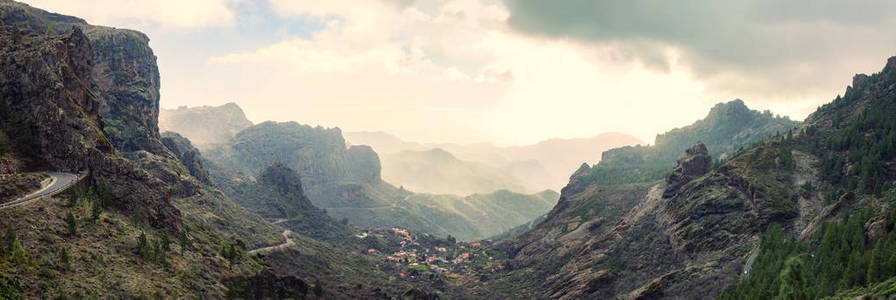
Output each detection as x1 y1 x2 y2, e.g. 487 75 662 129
708 99 749 117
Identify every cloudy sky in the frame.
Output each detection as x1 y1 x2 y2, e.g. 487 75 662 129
22 0 896 146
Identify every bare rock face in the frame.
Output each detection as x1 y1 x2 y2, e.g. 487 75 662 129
86 26 165 154
210 121 383 188
0 1 207 229
0 24 180 228
663 142 711 198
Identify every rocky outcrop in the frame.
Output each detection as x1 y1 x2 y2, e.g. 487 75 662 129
159 102 254 148
161 131 211 184
257 163 314 210
85 26 166 154
663 142 711 198
345 145 382 183
207 121 382 188
570 163 592 183
0 21 180 228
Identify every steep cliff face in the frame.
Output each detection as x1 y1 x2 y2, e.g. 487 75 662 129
0 0 211 224
159 102 254 148
0 0 166 155
87 26 165 154
208 121 381 188
0 22 180 227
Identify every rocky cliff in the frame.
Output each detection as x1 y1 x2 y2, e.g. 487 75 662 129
207 121 381 188
0 18 180 227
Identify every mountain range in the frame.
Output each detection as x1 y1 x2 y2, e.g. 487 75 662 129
345 131 644 194
3 1 896 298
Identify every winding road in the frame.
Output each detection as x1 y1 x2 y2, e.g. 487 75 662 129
743 245 760 277
248 230 295 255
1 172 83 209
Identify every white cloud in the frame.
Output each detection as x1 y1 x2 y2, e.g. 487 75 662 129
200 0 745 146
21 0 236 29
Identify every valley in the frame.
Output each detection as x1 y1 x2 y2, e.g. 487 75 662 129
2 0 896 299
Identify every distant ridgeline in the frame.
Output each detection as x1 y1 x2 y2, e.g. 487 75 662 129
586 99 799 185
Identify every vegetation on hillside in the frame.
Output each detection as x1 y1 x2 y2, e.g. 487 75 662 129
721 199 896 299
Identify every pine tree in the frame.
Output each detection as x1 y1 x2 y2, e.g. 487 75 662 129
159 232 171 252
59 247 70 270
2 228 15 255
312 279 324 297
65 211 77 236
11 24 21 44
866 241 885 284
178 231 190 255
137 232 150 258
90 199 102 221
97 178 114 207
66 191 78 208
777 257 809 300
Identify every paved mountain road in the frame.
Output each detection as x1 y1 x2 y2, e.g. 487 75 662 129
1 172 83 209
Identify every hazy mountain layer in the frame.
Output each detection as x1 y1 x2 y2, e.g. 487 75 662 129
346 131 643 193
202 120 559 240
382 148 529 195
159 102 253 150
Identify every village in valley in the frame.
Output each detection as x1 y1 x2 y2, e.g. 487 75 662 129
353 227 505 280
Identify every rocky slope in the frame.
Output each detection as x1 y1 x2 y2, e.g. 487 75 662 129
159 102 253 149
481 56 896 299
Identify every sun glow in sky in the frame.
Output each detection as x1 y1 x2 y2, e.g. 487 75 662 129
22 0 896 146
